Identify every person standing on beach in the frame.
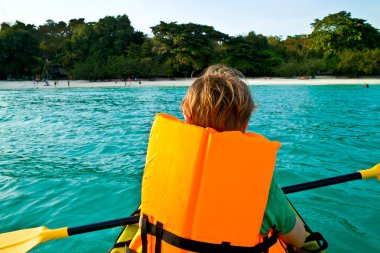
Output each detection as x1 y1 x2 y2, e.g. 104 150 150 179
123 64 306 253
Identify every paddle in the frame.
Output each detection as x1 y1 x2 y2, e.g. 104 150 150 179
0 163 378 253
0 216 139 253
282 163 380 194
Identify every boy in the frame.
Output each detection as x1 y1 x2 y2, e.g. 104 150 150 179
124 64 306 253
181 64 306 249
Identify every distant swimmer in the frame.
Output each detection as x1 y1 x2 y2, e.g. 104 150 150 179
363 83 369 88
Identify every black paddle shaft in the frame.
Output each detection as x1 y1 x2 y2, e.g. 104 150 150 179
282 172 362 194
68 215 139 236
66 173 363 235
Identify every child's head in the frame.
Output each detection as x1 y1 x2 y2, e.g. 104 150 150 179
181 64 256 132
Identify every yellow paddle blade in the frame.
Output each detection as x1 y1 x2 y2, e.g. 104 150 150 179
359 163 380 180
0 226 68 253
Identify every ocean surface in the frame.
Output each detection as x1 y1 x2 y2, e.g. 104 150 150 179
0 84 379 252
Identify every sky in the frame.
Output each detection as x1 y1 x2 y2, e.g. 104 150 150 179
0 0 379 37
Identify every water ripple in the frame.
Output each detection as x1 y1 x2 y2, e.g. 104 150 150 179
0 85 379 252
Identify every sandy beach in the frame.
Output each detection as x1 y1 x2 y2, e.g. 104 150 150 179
0 77 379 89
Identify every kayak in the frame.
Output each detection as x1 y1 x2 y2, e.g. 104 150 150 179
108 203 328 253
108 208 140 253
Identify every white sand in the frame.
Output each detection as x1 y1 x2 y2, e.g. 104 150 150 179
0 77 379 89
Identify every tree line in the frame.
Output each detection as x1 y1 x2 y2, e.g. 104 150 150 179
0 11 380 80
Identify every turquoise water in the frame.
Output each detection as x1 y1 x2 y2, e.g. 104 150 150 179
0 85 379 252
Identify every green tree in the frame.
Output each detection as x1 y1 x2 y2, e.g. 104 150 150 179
37 19 69 61
309 11 380 57
219 32 280 76
151 22 227 76
66 15 145 79
273 59 324 77
337 49 380 76
67 18 85 37
0 22 40 79
66 22 96 78
268 35 325 77
280 35 313 61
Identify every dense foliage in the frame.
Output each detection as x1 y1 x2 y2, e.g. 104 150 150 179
0 11 379 80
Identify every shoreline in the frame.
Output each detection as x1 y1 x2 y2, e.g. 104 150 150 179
0 77 379 89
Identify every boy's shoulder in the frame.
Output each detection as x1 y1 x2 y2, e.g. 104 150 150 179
246 132 281 148
246 132 271 141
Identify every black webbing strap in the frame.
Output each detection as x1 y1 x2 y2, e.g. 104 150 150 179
141 216 278 253
113 240 131 248
125 246 138 253
155 221 164 253
141 215 148 253
262 235 269 253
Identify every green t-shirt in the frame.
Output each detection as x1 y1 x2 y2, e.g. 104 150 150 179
260 176 296 234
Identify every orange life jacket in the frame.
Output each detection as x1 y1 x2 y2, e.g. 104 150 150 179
128 113 288 253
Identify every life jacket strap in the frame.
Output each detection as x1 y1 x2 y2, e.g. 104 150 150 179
141 214 148 253
155 221 164 253
140 215 278 253
112 240 132 248
125 245 138 253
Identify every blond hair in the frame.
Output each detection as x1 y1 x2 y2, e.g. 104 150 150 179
181 64 256 132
